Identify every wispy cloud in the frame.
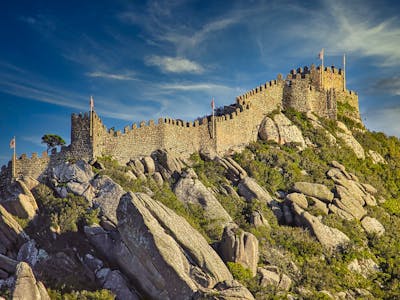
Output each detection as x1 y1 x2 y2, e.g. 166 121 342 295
283 0 400 66
86 71 137 81
159 82 232 91
145 56 204 74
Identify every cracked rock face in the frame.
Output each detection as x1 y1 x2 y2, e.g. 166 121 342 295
218 224 259 277
115 192 235 300
12 262 50 300
259 113 306 149
174 169 232 229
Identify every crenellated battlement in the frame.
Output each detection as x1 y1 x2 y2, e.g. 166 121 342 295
0 61 361 187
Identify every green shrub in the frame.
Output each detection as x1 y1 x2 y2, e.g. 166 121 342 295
227 262 253 282
33 185 99 233
47 289 115 300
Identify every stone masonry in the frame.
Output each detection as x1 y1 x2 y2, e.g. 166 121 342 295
0 63 359 190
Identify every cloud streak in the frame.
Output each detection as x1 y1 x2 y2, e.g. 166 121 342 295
86 71 137 81
145 56 204 74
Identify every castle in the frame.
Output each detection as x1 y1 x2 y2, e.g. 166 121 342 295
0 63 359 190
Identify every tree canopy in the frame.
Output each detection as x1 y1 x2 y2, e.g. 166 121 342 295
41 134 66 153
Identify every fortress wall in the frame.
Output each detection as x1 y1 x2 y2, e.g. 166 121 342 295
70 113 92 160
283 75 312 113
236 79 284 117
163 118 214 157
90 114 214 163
321 66 344 91
215 106 259 153
93 119 165 164
0 163 12 196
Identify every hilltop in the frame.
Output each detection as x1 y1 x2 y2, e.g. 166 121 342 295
1 63 400 299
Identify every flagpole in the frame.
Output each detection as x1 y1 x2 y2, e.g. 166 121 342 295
321 48 324 88
343 53 346 91
212 102 215 139
90 96 93 137
12 136 16 180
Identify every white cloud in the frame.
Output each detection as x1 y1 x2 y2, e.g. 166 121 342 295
159 82 231 91
284 0 400 66
146 56 204 73
86 71 136 81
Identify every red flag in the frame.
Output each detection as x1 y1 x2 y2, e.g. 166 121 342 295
211 98 215 110
90 96 94 110
9 137 15 149
318 48 324 60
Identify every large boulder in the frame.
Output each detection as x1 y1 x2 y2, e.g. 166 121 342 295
348 258 380 278
218 224 259 276
292 204 350 251
368 150 386 164
151 149 185 180
141 156 156 174
285 193 308 209
51 160 95 200
257 266 292 291
333 187 366 220
274 113 306 149
361 217 385 236
52 160 93 184
292 182 334 203
17 240 39 267
1 180 38 220
0 253 18 273
173 169 232 229
12 262 50 300
238 177 273 203
116 192 237 299
215 157 247 181
91 176 126 224
96 268 139 300
197 279 255 300
259 114 306 149
0 205 29 255
336 121 365 159
259 117 280 143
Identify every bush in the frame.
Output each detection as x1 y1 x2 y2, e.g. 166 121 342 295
33 184 99 233
47 289 115 300
227 262 253 282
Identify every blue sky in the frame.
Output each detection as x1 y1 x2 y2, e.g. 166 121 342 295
1 0 400 166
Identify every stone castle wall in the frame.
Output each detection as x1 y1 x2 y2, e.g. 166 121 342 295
0 64 361 187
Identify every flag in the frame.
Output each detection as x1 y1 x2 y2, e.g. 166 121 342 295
211 98 215 110
9 137 15 149
90 96 94 110
318 48 324 60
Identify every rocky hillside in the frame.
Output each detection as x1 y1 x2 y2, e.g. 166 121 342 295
1 103 400 299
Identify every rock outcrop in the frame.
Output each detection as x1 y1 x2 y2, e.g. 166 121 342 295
0 205 29 255
12 262 50 300
104 192 247 300
238 177 273 203
292 204 350 251
259 113 306 149
257 266 292 291
348 258 380 278
1 180 38 220
174 169 232 228
218 224 259 276
292 182 334 203
336 121 365 159
361 217 385 236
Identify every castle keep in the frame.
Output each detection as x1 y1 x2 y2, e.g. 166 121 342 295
0 64 359 188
